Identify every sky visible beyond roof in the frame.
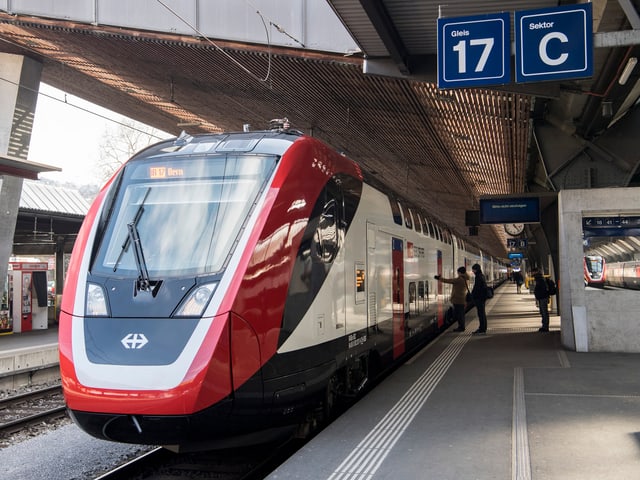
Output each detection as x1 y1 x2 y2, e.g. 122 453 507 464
28 83 125 186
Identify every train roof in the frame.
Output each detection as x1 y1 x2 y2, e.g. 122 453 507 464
131 124 305 162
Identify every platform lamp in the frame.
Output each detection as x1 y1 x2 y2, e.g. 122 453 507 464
618 57 637 85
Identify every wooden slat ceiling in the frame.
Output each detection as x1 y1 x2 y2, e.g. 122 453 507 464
0 13 533 259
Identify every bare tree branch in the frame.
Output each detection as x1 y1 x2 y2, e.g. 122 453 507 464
98 118 170 181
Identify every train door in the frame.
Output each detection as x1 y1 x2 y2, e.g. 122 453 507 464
392 237 405 358
366 223 388 331
436 249 444 327
366 226 405 358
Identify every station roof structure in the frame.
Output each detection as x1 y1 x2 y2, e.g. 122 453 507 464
19 180 90 217
0 0 638 261
0 154 60 180
13 180 90 256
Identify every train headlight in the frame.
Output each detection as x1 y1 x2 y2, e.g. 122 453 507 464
86 283 109 317
175 282 217 317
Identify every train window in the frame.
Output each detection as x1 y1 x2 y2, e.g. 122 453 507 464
92 154 277 277
424 280 430 308
413 211 422 233
311 179 343 264
401 204 413 229
408 282 417 315
389 197 402 225
417 281 425 313
410 210 416 231
420 215 429 236
313 198 339 263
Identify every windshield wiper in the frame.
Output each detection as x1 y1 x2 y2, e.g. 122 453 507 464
113 188 150 273
128 220 153 293
112 188 161 296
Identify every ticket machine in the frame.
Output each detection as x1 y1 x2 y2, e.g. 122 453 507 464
8 262 49 332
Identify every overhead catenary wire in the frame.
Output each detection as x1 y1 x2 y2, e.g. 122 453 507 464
244 0 306 48
155 0 273 84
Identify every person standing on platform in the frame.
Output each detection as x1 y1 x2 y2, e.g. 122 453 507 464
471 263 488 335
513 270 524 293
434 266 470 332
532 267 550 332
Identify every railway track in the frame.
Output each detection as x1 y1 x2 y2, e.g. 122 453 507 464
0 384 67 438
94 438 305 480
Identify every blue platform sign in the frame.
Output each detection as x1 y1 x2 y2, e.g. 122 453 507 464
507 238 528 248
437 12 510 89
515 3 592 83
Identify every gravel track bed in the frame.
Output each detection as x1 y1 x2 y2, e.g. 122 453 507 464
0 382 155 480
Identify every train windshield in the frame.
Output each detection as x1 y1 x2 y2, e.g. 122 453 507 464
92 154 277 277
585 256 603 274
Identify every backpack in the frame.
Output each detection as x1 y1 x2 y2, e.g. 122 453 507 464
546 278 557 296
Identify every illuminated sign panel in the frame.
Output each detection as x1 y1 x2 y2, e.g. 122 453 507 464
149 166 185 179
479 197 540 224
582 216 640 237
355 263 365 304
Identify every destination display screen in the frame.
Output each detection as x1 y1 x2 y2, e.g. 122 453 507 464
128 154 276 182
149 166 186 179
479 197 540 224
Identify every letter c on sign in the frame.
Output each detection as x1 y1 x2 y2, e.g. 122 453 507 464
539 31 569 66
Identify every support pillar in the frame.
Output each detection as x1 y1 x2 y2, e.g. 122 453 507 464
0 53 43 301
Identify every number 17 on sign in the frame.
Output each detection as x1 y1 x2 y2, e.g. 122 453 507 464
437 12 511 89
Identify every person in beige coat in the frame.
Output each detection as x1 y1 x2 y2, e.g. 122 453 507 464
434 266 470 332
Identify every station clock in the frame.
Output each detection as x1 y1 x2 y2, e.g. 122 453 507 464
504 223 525 236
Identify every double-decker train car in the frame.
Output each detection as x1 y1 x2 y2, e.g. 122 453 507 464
59 125 502 451
605 260 640 289
584 255 606 287
455 240 506 290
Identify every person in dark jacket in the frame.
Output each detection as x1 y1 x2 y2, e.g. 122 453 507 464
512 270 524 293
435 266 470 332
532 267 549 332
471 263 488 335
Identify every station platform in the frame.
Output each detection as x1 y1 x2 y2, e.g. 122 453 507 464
268 283 640 480
0 327 59 387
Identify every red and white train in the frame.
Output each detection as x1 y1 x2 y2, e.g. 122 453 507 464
584 255 606 287
583 254 640 290
605 260 640 289
59 125 505 451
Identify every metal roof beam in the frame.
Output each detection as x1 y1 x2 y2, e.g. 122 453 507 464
358 0 411 74
618 0 640 30
363 56 561 98
0 155 61 181
594 30 640 48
